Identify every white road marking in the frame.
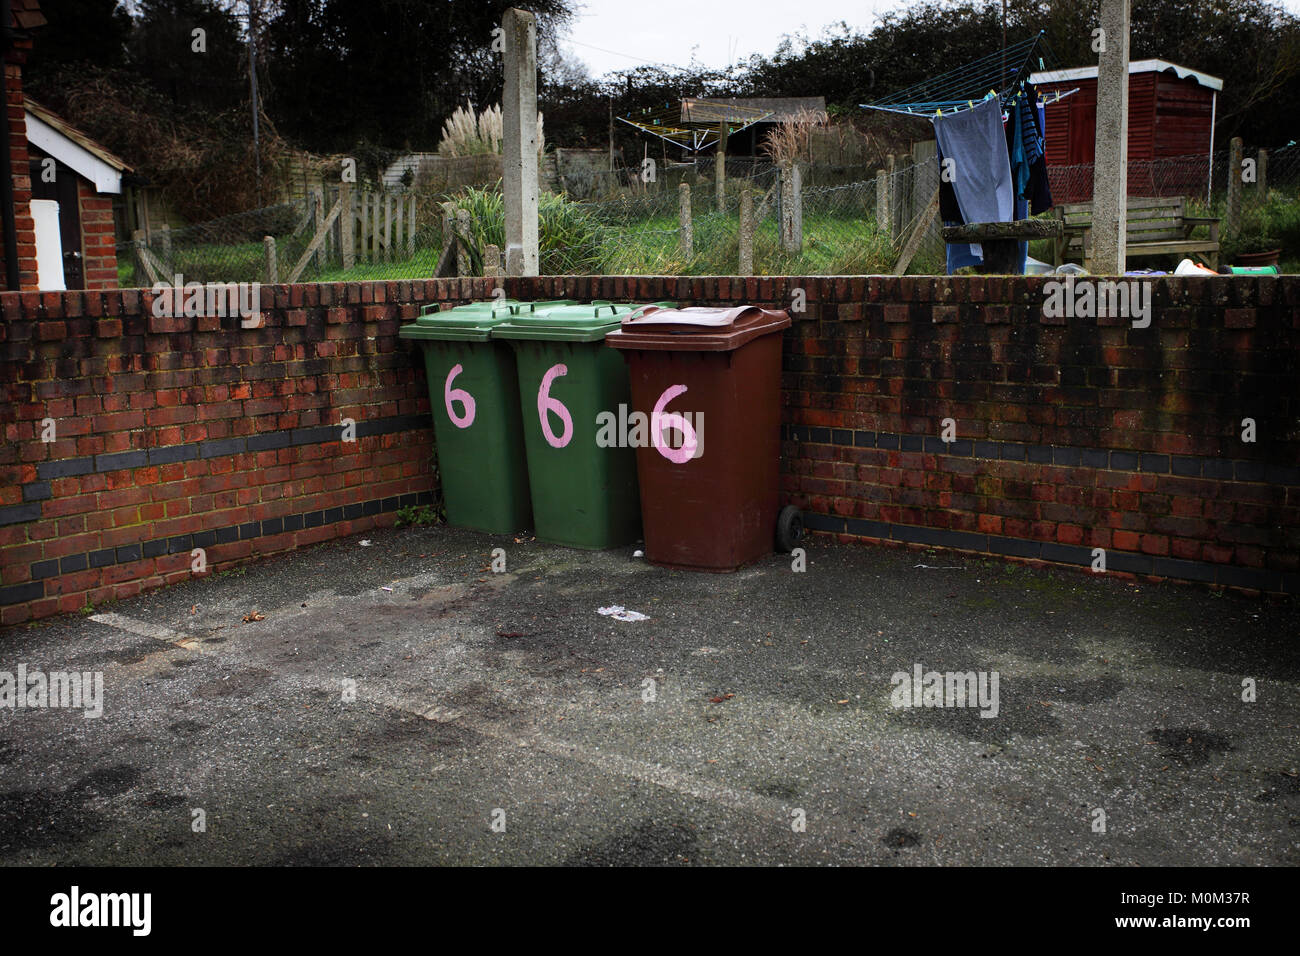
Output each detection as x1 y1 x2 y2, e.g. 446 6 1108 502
396 700 789 820
89 612 199 649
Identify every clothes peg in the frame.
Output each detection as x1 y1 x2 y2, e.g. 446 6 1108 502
968 100 974 109
936 108 942 116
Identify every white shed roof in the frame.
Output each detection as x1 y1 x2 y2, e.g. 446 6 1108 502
24 100 129 194
1029 59 1223 92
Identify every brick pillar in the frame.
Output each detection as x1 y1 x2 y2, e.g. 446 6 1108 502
2 40 38 290
78 178 118 290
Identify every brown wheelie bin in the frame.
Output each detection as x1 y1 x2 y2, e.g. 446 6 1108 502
605 305 801 571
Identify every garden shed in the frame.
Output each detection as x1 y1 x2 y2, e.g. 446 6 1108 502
1029 59 1222 202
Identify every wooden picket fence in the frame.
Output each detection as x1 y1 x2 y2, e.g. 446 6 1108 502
281 184 418 283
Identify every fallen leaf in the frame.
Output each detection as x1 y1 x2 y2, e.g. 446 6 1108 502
242 610 265 623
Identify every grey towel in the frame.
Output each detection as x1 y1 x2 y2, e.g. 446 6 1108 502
932 99 1013 256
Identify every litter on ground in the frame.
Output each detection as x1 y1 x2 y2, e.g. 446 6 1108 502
597 605 649 622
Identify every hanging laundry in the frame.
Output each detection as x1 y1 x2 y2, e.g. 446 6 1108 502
936 141 963 223
932 97 1014 264
1020 88 1043 166
1008 96 1032 201
1024 80 1053 215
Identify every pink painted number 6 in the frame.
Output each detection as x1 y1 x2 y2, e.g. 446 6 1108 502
444 364 476 429
652 384 698 464
538 363 573 448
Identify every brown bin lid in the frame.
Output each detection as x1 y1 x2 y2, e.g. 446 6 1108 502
605 305 791 352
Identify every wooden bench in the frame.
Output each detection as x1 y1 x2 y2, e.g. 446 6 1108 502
1053 196 1220 269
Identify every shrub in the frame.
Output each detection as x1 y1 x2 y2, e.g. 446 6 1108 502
437 103 545 158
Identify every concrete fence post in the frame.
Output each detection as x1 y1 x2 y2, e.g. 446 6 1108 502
502 7 539 276
456 208 472 277
263 235 277 284
157 224 171 272
779 160 803 253
131 229 148 280
738 187 754 276
876 169 890 241
715 122 728 213
678 181 693 259
483 243 503 278
1226 137 1244 240
1090 0 1132 273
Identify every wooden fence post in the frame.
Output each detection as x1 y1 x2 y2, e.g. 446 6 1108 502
893 153 910 238
407 196 417 258
395 195 405 261
382 194 391 262
340 182 354 270
310 186 324 271
359 192 370 262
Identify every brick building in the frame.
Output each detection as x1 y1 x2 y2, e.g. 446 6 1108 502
23 97 129 290
2 0 125 292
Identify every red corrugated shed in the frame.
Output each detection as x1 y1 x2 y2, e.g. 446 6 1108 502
1031 59 1221 202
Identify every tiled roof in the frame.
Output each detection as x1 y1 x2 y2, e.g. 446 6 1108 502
25 97 131 172
11 0 47 31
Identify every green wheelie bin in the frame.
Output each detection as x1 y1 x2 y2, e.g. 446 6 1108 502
491 301 672 549
398 300 573 534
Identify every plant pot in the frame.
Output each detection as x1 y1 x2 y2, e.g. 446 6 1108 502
1234 249 1282 267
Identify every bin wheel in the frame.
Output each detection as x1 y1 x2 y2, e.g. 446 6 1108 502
776 506 804 553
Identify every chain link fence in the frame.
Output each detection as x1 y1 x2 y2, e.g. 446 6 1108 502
117 187 448 288
530 155 947 278
116 144 1299 287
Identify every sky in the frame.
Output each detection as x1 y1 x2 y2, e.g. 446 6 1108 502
560 0 1300 77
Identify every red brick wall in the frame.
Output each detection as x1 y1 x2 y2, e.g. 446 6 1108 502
77 177 117 290
2 274 1298 626
0 279 508 625
1 44 37 291
503 275 1300 596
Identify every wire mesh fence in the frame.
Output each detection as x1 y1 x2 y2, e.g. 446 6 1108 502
537 156 946 277
117 188 448 289
116 143 1299 288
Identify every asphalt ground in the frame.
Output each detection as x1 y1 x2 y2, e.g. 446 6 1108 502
1 525 1297 866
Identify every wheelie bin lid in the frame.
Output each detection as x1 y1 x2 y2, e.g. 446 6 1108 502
398 300 577 342
491 300 677 343
605 305 791 352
